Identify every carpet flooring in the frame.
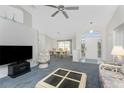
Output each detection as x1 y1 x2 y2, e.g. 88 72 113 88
0 56 100 88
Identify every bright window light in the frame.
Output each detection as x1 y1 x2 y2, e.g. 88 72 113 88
89 30 94 33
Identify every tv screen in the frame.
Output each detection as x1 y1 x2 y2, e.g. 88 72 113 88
0 45 32 65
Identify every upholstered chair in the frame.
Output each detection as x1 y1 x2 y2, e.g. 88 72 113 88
38 49 50 68
59 48 64 58
53 49 58 57
64 48 68 56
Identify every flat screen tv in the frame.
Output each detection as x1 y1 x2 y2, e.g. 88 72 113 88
0 45 32 65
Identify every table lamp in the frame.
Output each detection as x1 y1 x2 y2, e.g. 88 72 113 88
111 46 124 63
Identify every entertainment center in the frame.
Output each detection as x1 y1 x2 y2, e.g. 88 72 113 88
8 61 31 78
0 45 33 78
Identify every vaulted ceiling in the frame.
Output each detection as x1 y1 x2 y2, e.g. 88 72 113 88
21 5 118 40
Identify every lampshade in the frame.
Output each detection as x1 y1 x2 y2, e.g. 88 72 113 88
111 46 124 56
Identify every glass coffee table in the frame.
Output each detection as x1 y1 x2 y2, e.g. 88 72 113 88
35 68 87 88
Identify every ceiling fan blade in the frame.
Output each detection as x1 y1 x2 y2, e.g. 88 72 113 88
45 5 58 8
64 6 79 10
62 11 69 19
51 11 59 17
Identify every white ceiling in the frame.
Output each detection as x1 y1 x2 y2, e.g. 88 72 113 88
21 5 118 40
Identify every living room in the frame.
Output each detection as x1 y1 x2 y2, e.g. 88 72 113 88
0 2 124 90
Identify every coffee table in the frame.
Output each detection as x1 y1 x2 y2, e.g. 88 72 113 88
35 68 87 88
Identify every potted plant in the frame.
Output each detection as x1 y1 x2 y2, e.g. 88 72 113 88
81 43 86 62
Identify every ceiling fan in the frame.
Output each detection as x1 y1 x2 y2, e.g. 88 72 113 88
46 5 79 19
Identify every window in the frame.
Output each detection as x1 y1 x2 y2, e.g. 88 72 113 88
0 6 23 23
64 41 71 52
57 40 71 53
58 41 65 49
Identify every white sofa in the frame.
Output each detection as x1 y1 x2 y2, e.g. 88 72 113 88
99 63 124 88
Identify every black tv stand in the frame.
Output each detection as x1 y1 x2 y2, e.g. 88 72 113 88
8 61 31 78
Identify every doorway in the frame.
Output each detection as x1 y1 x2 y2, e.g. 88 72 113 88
81 31 101 64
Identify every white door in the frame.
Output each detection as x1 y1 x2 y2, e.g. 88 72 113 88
85 38 98 59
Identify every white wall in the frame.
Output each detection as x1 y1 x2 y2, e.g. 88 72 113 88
72 36 76 50
23 11 32 27
38 32 56 51
38 32 46 51
52 39 57 48
106 6 124 61
32 11 57 52
11 5 32 27
0 17 38 78
114 23 124 47
101 29 107 60
46 35 55 50
75 32 82 59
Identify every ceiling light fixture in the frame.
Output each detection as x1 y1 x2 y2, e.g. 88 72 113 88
89 21 94 33
89 30 94 33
